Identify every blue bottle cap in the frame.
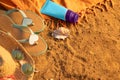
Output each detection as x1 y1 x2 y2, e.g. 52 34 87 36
65 10 79 23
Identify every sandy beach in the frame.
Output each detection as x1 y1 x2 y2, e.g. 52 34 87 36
33 0 120 80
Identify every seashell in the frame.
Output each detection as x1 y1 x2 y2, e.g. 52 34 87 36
22 18 33 26
52 27 70 40
21 63 34 75
29 34 39 45
12 49 24 60
28 27 39 45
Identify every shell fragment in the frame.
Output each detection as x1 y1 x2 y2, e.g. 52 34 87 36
52 27 70 40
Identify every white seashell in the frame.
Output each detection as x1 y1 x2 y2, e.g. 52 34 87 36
52 27 70 40
29 34 39 45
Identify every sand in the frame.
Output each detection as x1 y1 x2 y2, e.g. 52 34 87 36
33 0 120 80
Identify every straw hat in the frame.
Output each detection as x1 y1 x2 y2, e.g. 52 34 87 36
0 45 17 77
0 30 35 80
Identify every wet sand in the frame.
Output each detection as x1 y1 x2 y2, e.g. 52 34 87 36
33 0 120 80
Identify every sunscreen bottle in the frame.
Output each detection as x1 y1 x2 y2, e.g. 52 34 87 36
40 0 79 23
